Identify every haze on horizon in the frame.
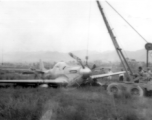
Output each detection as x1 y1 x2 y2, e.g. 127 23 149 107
0 0 152 54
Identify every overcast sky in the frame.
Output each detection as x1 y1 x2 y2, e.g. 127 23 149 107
0 0 152 53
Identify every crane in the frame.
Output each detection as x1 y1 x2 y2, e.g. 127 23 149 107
96 0 152 97
96 0 133 81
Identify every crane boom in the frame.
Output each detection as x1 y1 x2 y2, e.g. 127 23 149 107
96 0 133 80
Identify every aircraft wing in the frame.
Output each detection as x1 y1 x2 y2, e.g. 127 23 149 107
0 77 68 85
90 71 126 79
0 79 43 83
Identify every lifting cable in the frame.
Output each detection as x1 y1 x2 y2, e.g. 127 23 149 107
106 1 148 43
86 0 92 58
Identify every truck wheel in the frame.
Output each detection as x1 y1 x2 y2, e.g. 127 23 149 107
129 86 143 97
107 83 122 96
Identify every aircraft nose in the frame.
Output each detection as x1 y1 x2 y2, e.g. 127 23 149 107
80 67 91 75
80 67 91 80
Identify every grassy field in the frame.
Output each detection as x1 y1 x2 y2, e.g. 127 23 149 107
0 86 152 120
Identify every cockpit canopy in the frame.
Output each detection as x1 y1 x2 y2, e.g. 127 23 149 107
53 62 67 71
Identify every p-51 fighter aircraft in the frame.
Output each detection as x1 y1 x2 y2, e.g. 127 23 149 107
0 53 125 88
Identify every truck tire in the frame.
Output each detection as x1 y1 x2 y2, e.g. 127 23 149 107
107 83 122 96
128 85 143 97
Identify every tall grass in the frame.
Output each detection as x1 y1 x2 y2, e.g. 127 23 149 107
0 86 150 120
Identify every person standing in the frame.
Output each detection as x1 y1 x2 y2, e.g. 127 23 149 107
107 68 113 80
138 66 144 77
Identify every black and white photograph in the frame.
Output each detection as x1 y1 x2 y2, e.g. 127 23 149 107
0 0 152 120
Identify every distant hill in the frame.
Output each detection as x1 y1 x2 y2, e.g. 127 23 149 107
72 49 147 62
0 49 148 63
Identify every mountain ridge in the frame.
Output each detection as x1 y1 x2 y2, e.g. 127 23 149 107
0 49 148 63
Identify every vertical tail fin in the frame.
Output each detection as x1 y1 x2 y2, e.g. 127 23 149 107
39 59 45 72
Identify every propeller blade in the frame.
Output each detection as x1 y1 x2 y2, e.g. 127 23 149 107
91 64 96 70
69 52 85 68
69 53 81 61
